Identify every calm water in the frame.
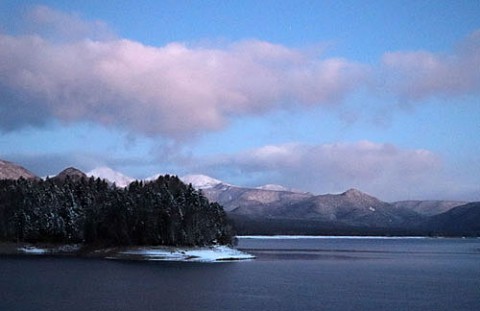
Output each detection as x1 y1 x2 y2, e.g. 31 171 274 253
1 237 479 311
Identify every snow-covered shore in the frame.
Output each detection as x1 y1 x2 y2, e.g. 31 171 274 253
4 243 254 262
114 245 255 262
18 244 82 255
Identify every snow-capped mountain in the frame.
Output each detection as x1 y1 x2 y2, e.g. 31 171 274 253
256 184 291 192
144 173 167 182
87 167 135 188
180 174 224 189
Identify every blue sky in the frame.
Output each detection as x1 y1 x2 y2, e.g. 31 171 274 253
0 1 479 201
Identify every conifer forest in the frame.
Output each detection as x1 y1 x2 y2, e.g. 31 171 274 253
0 175 234 246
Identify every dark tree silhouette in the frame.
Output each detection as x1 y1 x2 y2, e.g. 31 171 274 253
0 175 235 246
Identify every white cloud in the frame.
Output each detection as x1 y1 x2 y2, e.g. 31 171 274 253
1 6 478 139
382 30 480 100
199 141 449 201
25 5 115 41
0 10 367 138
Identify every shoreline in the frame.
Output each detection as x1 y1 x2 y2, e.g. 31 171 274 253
237 235 480 239
0 242 255 262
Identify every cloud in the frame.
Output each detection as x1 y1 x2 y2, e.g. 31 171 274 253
1 152 99 177
2 150 154 178
198 141 447 201
24 5 115 41
2 6 477 139
0 6 367 139
382 30 480 101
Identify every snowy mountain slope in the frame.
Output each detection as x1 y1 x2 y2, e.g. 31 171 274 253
256 184 290 191
180 174 224 189
144 173 166 182
87 167 135 188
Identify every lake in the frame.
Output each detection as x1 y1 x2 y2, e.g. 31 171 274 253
1 237 479 311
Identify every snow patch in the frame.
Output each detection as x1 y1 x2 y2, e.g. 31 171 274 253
17 244 81 254
87 167 134 188
144 173 168 182
19 247 48 254
55 244 82 252
117 245 254 262
181 174 223 189
256 184 290 192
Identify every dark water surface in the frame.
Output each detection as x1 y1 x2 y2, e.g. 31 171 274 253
1 237 479 311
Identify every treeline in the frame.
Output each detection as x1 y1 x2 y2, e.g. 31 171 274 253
0 175 234 246
229 214 429 236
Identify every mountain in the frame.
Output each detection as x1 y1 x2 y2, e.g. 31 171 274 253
256 184 290 191
87 167 134 188
426 202 480 236
199 182 314 212
188 178 425 234
391 200 466 216
231 188 422 228
53 167 87 182
144 173 167 182
0 159 38 180
1 161 477 236
186 178 424 231
180 174 223 189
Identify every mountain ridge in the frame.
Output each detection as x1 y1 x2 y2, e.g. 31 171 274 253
53 167 87 182
1 159 477 236
0 160 472 207
87 167 134 188
0 159 39 180
391 200 467 216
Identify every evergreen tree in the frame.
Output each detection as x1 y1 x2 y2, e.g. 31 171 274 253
0 174 235 246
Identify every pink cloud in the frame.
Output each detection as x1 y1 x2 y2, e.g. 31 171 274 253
25 5 115 41
382 30 480 100
205 141 444 200
1 6 477 141
0 33 367 138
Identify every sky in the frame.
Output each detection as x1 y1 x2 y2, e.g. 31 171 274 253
0 0 479 201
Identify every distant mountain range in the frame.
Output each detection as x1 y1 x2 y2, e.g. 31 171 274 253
170 174 477 236
0 159 478 236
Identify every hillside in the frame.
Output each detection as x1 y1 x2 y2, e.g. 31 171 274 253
181 174 478 236
201 183 313 212
0 161 476 237
426 202 480 236
199 182 424 231
0 159 38 180
391 200 466 216
53 167 88 183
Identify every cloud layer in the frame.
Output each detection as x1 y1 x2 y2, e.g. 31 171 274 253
198 141 448 201
2 6 478 140
0 6 367 138
24 5 115 41
382 30 480 100
1 6 478 201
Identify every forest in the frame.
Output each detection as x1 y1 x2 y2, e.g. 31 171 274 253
0 175 235 246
